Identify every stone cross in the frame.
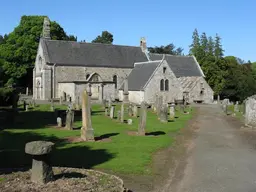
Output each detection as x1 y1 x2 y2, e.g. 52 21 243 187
120 103 124 123
123 78 129 103
169 103 175 121
25 141 55 184
65 108 74 130
159 105 168 123
57 117 62 127
81 90 94 141
133 105 138 118
110 106 115 119
128 103 133 117
138 101 147 136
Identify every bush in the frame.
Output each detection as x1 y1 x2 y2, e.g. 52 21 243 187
0 87 18 106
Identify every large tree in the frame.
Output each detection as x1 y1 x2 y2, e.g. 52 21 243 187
148 43 183 55
92 31 113 44
0 15 76 87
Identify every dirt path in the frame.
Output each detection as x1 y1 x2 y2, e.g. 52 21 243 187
165 104 256 192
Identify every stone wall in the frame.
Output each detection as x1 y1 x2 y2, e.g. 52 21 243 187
119 90 144 104
245 95 256 127
144 60 183 104
58 83 75 101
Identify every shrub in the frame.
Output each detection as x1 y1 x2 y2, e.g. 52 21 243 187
0 87 18 106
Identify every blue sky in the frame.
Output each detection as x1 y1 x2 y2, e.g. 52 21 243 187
0 0 255 61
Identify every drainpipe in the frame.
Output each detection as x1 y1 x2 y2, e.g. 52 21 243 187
53 63 57 98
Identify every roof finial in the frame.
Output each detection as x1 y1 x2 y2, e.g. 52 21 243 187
42 17 51 39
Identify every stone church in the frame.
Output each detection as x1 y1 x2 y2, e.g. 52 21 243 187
33 17 214 104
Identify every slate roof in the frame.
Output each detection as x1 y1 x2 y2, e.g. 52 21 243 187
122 61 161 91
178 76 201 92
41 39 148 68
149 53 203 77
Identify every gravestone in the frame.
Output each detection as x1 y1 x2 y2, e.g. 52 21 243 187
234 101 239 113
105 107 108 116
133 105 138 117
128 103 133 117
25 141 55 184
138 102 147 136
120 103 124 123
25 104 29 112
223 104 228 115
57 117 62 127
65 109 74 130
123 78 129 103
81 90 94 141
217 95 220 103
127 119 133 125
110 106 115 119
157 96 163 118
169 103 175 121
159 105 168 123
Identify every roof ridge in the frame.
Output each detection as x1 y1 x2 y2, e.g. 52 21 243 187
41 38 140 49
151 53 193 58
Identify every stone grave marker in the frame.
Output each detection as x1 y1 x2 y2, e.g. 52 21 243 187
169 103 175 121
120 103 124 123
138 101 147 136
81 90 94 141
25 141 55 184
65 108 74 130
25 104 29 111
110 106 115 119
128 103 133 117
57 117 62 127
133 105 138 117
127 119 133 125
159 105 168 123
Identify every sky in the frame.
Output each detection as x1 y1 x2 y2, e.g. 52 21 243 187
0 0 255 62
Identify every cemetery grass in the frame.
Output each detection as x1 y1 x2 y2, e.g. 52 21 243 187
0 104 193 175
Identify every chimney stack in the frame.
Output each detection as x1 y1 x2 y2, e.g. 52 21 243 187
140 37 147 52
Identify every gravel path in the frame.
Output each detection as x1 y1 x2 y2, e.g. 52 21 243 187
170 104 256 192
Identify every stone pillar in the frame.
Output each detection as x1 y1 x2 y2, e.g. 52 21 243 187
110 106 115 119
81 90 94 141
99 83 104 103
123 78 129 103
138 101 147 136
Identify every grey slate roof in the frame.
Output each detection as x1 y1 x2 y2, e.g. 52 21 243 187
123 61 161 91
149 53 203 77
41 39 148 68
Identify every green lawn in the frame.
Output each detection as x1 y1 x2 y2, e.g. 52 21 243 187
0 103 193 175
227 104 244 122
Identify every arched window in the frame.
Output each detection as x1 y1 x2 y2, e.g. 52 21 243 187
160 79 164 91
86 74 90 80
165 80 169 91
113 75 117 89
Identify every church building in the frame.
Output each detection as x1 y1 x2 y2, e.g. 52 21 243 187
33 17 214 104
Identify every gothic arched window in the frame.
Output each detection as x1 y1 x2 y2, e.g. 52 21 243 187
160 79 164 91
165 80 169 91
113 75 117 89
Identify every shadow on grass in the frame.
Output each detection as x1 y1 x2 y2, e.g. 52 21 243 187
146 131 166 136
95 133 119 141
0 131 115 173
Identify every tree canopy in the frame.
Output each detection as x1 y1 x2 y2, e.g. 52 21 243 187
92 31 113 44
148 43 183 55
0 15 76 87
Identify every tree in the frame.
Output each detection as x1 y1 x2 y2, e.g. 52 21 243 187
0 15 76 87
148 43 183 55
214 34 224 59
92 31 113 44
189 29 201 57
207 36 214 56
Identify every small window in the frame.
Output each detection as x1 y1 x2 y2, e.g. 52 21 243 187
163 67 167 74
86 74 90 80
160 79 164 91
165 80 169 91
113 75 117 89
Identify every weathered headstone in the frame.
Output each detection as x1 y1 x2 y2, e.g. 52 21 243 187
120 103 124 123
81 90 94 141
65 109 74 130
223 104 228 115
25 141 55 184
128 103 133 117
159 105 168 123
138 101 147 136
217 95 220 103
123 78 129 103
110 106 115 119
133 105 138 117
169 103 175 121
127 119 133 125
57 117 62 127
